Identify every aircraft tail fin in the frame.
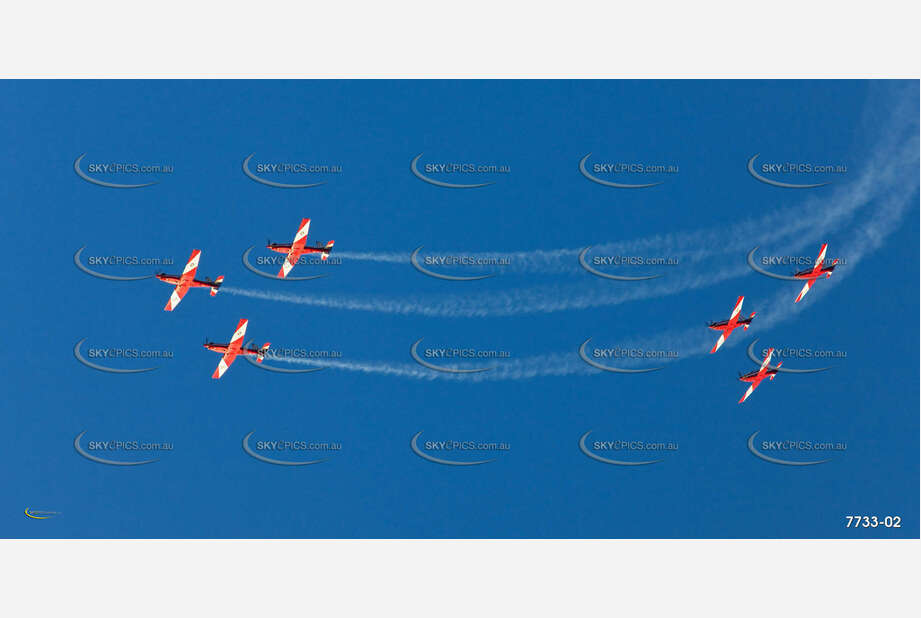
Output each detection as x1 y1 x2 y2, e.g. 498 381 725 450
210 275 224 296
257 342 271 362
770 360 782 380
744 311 756 330
321 240 335 260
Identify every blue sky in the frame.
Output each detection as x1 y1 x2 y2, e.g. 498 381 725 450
1 80 917 538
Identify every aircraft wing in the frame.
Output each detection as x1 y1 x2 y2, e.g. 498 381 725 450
739 381 759 404
794 278 815 303
278 219 311 278
710 296 745 353
739 349 774 403
180 249 201 283
227 318 248 353
292 218 311 248
730 295 744 319
278 252 300 278
759 348 774 372
212 351 238 379
815 243 828 269
164 283 189 311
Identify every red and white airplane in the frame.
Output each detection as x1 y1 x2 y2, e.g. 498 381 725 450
156 250 224 311
794 243 838 303
266 218 335 278
738 347 782 404
708 295 756 353
203 318 270 379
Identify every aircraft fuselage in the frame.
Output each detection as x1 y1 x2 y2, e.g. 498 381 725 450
709 316 754 330
156 273 217 288
794 264 836 279
739 368 778 382
203 342 263 356
267 243 331 254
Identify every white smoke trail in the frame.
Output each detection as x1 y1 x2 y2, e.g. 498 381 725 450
267 162 918 381
230 129 917 317
256 87 918 379
333 123 912 275
271 351 595 382
225 262 757 318
333 251 407 264
564 159 921 366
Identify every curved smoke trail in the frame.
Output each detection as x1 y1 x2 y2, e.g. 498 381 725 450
334 116 913 275
266 153 918 381
228 127 916 316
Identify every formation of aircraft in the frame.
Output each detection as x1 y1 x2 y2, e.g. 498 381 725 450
144 228 833 390
793 243 838 303
204 318 271 379
156 250 224 311
708 243 837 402
708 296 756 354
149 217 334 377
266 218 335 278
737 348 782 404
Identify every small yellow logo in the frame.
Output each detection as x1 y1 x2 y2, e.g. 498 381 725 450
25 508 60 520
